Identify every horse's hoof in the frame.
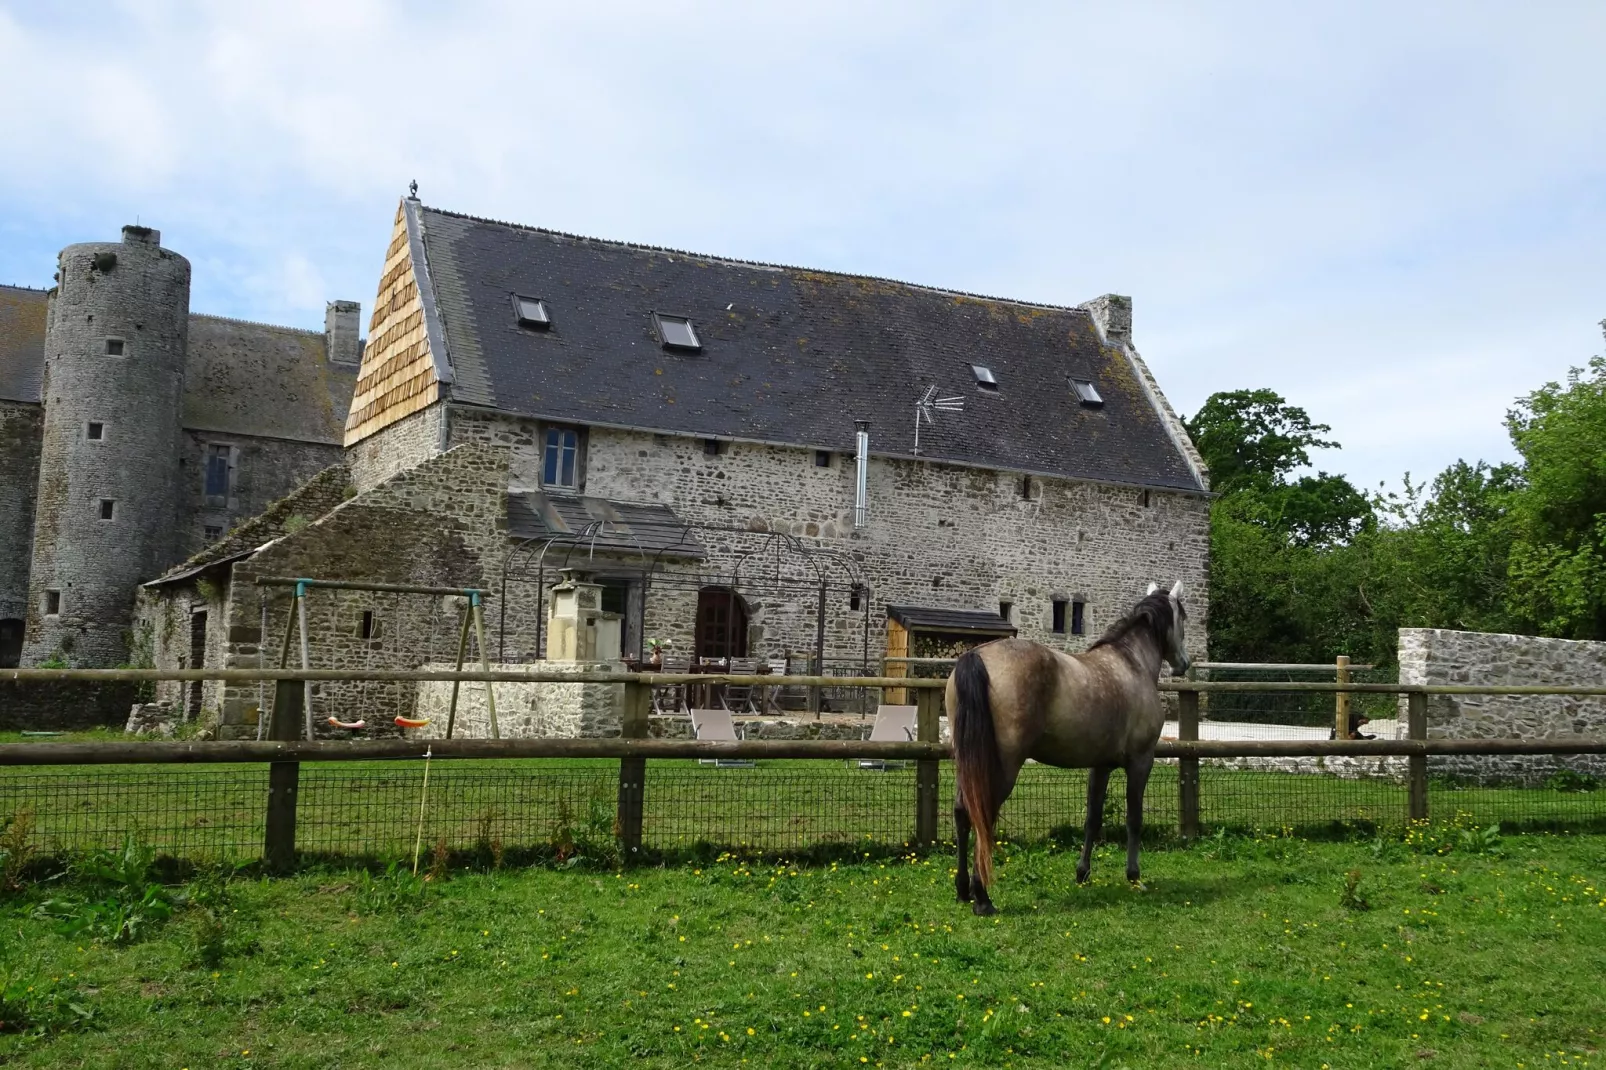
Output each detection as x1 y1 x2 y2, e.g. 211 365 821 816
1075 868 1090 885
1128 878 1148 892
956 888 973 903
972 901 997 917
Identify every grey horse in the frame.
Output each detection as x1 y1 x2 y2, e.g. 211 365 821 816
946 581 1192 915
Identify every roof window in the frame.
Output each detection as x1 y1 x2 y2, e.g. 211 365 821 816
513 295 550 329
655 313 701 351
1070 378 1103 407
971 365 999 392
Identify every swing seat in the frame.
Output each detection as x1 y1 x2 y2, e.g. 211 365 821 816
395 716 431 729
327 716 367 731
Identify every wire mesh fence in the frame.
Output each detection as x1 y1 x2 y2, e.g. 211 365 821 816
4 753 1605 866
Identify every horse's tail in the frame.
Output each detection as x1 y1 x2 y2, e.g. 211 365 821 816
952 648 1002 887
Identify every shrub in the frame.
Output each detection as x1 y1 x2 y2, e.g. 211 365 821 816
35 835 176 945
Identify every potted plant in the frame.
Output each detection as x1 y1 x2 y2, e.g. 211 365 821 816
645 638 670 669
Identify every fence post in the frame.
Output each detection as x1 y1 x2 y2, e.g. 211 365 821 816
915 685 941 846
617 681 650 861
1334 655 1351 739
264 679 302 874
1407 690 1429 822
1178 689 1200 840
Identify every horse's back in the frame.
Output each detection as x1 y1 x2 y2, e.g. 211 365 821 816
1023 643 1165 770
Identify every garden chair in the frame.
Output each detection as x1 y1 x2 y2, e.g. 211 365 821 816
690 708 755 768
856 704 918 770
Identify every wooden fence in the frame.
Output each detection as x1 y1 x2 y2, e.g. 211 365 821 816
6 667 1606 871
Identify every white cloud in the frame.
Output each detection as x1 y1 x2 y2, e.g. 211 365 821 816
1 0 1603 492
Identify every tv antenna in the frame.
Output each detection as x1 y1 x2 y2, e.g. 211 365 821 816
912 384 964 455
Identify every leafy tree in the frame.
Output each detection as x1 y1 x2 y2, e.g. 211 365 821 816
1185 389 1340 494
1501 356 1606 639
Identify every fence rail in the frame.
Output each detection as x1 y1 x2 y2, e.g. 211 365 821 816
5 670 1606 870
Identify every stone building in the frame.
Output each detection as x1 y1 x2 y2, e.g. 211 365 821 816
6 197 1211 735
132 196 1212 737
0 226 361 672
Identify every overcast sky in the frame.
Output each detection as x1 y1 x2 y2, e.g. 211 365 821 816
3 2 1602 494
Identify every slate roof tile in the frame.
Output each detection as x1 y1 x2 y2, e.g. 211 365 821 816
416 207 1203 492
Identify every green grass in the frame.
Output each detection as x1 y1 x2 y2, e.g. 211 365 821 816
2 826 1604 1067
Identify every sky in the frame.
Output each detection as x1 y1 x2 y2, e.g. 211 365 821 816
2 1 1603 495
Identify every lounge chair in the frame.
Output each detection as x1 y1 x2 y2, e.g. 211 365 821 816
690 708 755 768
857 704 918 770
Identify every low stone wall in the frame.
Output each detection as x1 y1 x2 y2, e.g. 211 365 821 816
1399 628 1606 785
0 680 143 732
414 662 625 739
649 716 874 741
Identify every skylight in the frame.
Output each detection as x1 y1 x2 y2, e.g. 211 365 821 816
513 295 550 328
971 365 999 391
656 313 700 350
1070 378 1103 407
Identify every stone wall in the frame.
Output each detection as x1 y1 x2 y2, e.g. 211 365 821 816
0 401 42 627
175 429 345 561
0 680 141 731
204 444 506 738
347 404 444 493
1399 627 1606 785
415 662 626 739
450 408 1211 668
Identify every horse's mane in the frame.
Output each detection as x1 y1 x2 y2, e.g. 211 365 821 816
1089 592 1175 659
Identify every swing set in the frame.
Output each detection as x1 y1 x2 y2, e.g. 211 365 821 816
254 577 502 741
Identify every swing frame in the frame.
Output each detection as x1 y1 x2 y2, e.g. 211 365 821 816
255 577 501 741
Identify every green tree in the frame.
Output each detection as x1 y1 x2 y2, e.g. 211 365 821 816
1501 355 1606 639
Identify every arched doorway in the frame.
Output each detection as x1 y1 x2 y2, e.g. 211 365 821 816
0 619 22 668
694 586 749 662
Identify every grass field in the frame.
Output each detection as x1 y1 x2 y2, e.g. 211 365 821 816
1 821 1604 1067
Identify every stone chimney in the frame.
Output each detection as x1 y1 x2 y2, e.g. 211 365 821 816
546 568 622 663
122 224 160 246
1079 294 1132 345
325 300 362 365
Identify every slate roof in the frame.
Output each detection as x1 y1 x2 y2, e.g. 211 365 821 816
886 605 1017 636
0 285 48 403
507 492 704 558
415 205 1205 492
0 286 356 444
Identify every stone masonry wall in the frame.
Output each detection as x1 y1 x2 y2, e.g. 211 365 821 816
0 401 42 626
207 444 506 738
176 429 345 561
449 409 1210 669
415 662 626 739
1399 628 1606 785
347 404 444 494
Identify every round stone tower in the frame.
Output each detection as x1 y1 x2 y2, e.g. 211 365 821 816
23 226 191 667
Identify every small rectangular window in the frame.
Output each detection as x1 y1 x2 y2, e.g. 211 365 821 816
45 590 61 615
513 295 550 328
1019 474 1033 500
703 438 722 458
999 600 1013 623
543 426 579 488
814 450 831 468
360 610 376 640
1141 489 1151 508
105 338 125 356
98 499 115 521
86 421 104 441
849 584 863 611
1071 600 1086 636
204 524 223 540
1070 378 1103 406
204 443 232 499
971 365 999 391
655 313 700 350
1051 598 1067 635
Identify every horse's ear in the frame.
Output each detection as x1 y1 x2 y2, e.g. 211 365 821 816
1170 580 1185 600
1146 582 1159 596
